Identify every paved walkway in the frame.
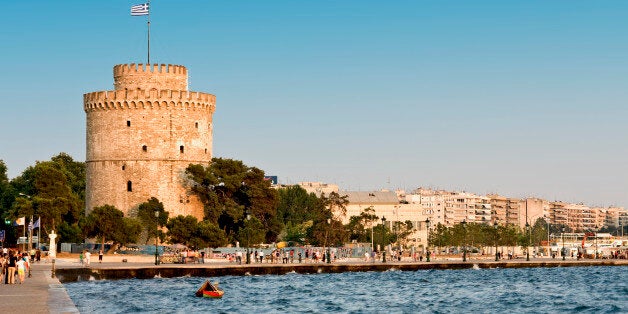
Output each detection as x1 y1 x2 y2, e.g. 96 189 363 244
0 262 79 313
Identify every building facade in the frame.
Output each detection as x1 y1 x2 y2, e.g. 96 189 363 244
84 63 215 220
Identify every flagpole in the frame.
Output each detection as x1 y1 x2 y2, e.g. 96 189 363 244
22 219 26 252
147 0 151 64
29 215 33 251
38 216 41 251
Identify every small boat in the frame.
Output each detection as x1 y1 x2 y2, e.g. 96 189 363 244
195 280 224 298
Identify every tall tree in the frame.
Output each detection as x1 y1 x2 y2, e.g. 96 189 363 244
186 158 280 243
322 191 349 220
137 197 169 244
166 215 199 247
8 153 85 242
85 205 125 249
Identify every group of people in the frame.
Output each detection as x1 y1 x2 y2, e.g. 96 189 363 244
79 250 104 266
229 248 343 264
0 249 31 284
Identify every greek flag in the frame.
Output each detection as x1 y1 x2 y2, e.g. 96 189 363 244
28 220 33 231
131 3 149 16
33 217 40 229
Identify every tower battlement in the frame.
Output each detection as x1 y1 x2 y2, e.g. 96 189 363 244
83 89 216 111
114 63 188 91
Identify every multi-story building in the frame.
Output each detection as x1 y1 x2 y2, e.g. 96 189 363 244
340 190 429 250
298 182 339 197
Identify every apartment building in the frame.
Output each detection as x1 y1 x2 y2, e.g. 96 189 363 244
340 190 430 249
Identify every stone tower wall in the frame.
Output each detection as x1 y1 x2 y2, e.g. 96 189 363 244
84 63 215 220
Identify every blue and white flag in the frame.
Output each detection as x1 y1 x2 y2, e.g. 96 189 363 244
28 220 33 231
33 217 40 229
131 3 149 16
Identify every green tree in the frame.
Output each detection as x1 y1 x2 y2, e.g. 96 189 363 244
166 215 198 247
322 191 349 220
85 205 125 249
9 154 85 242
118 218 143 245
186 158 280 243
192 220 228 249
237 216 265 247
346 207 379 244
137 197 169 244
531 217 549 246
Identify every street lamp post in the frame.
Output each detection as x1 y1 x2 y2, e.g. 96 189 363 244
620 221 623 238
326 218 331 264
594 225 598 259
425 218 431 262
545 215 550 257
494 220 499 261
370 215 374 260
461 220 467 262
381 217 386 263
246 212 251 264
561 226 565 261
525 222 530 261
154 211 160 265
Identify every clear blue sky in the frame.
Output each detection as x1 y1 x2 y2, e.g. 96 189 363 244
1 1 627 207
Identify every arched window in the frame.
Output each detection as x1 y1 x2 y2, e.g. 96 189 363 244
127 181 132 192
142 145 147 152
180 145 184 153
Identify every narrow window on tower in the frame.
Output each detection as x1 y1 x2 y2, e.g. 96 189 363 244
122 165 126 170
195 122 198 128
142 145 147 152
180 146 184 153
127 181 132 192
204 148 207 154
127 120 131 127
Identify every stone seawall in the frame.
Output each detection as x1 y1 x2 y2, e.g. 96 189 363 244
55 260 627 283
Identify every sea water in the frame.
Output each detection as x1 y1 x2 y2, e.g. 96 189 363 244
65 266 627 313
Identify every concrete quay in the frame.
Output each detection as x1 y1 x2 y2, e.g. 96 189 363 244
0 262 79 314
54 255 628 283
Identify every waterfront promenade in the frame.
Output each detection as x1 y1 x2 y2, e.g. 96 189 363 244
0 262 78 313
2 255 626 313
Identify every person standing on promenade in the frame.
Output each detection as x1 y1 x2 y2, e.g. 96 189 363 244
0 253 6 284
7 251 17 284
99 250 103 263
85 250 91 266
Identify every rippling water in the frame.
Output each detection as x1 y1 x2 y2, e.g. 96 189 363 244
65 266 627 313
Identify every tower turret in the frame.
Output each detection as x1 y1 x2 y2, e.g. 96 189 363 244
84 63 215 219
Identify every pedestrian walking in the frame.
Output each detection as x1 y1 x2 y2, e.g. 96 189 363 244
99 250 103 263
85 250 91 266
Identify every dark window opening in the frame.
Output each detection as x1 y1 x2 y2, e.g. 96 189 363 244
127 120 131 127
180 146 184 153
195 122 198 128
142 145 147 152
122 165 126 170
127 181 132 192
204 148 207 154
